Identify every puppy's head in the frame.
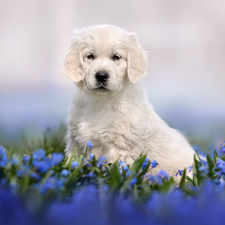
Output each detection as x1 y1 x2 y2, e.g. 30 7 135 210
62 25 148 93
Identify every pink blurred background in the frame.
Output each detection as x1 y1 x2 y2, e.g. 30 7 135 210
0 0 225 146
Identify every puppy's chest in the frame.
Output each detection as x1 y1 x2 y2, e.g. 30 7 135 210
74 104 135 147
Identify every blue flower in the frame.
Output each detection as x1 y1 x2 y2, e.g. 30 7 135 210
16 171 22 177
221 144 225 154
198 166 208 175
83 159 91 167
123 166 129 171
87 140 93 148
214 158 225 179
17 165 31 177
60 169 71 176
176 169 184 177
217 178 225 188
147 174 159 183
40 177 56 194
126 171 131 179
99 156 107 161
51 153 64 166
89 153 94 161
31 172 41 181
157 170 170 180
55 177 67 189
72 161 79 169
103 184 109 192
33 149 46 161
97 156 107 167
0 147 8 167
130 177 137 186
84 172 97 179
118 168 122 175
142 158 150 170
142 162 148 170
10 158 19 165
101 166 106 172
119 161 127 168
146 171 170 185
33 158 52 173
23 155 31 164
215 158 225 170
188 166 193 172
145 158 150 162
150 160 158 168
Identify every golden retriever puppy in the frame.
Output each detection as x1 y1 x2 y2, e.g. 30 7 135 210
62 24 195 181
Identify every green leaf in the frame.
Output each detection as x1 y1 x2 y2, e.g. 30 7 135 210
119 155 147 191
159 177 175 193
66 147 78 165
136 161 150 181
78 154 83 165
130 155 146 174
193 154 202 186
214 150 218 163
179 169 186 189
21 176 30 194
220 156 225 161
61 167 81 198
108 164 121 190
207 153 215 179
91 167 101 174
186 176 194 186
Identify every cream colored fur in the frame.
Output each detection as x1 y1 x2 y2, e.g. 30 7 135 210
62 24 195 182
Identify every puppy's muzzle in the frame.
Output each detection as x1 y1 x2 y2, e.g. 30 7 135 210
95 71 109 83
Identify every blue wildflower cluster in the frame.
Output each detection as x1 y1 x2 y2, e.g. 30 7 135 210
0 147 68 193
117 157 165 188
221 141 225 154
0 146 8 167
1 139 225 225
0 143 171 197
147 170 170 185
2 182 225 225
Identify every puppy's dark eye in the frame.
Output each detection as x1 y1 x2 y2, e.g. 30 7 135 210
112 54 121 61
87 54 94 60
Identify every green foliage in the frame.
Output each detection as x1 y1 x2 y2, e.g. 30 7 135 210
179 169 186 189
108 162 122 190
21 124 66 154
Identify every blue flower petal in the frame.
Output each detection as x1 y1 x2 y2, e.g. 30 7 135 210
72 161 79 169
150 160 158 168
23 155 31 164
60 169 71 176
130 177 137 186
33 158 52 173
87 141 93 148
33 149 46 161
89 153 94 161
51 153 64 166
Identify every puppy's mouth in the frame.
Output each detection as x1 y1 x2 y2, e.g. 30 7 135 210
95 84 109 92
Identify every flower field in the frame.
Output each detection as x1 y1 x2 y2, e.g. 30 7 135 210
1 128 225 225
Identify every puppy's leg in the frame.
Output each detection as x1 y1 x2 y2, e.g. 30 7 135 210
65 132 77 163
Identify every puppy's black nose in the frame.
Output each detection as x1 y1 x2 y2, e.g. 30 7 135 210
95 71 109 83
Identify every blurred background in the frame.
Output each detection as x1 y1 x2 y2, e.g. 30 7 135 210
0 0 225 150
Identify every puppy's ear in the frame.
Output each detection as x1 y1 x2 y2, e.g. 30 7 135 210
127 33 148 84
61 31 85 83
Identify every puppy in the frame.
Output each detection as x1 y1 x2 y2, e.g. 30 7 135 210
62 24 195 181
